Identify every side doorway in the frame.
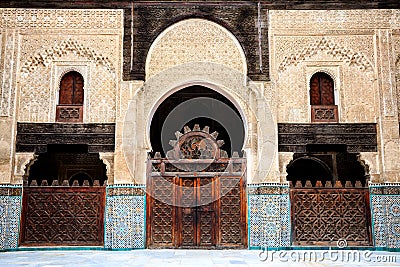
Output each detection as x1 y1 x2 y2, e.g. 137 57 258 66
20 145 107 246
287 151 373 246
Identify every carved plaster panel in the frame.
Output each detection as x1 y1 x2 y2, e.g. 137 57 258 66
383 140 400 172
13 152 36 185
18 35 120 123
4 9 123 124
276 37 374 73
0 9 123 31
20 38 115 77
269 9 399 31
273 42 376 123
0 30 17 117
376 30 396 117
146 19 246 79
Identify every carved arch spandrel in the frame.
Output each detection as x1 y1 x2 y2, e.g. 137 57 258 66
99 152 114 185
20 38 115 77
13 152 37 185
145 18 247 79
278 37 374 72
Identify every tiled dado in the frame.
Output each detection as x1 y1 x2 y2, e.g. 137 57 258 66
370 183 400 249
0 185 22 250
105 185 146 249
248 183 290 249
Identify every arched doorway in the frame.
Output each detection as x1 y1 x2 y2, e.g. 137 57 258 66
287 157 333 187
146 85 247 248
149 85 245 157
20 144 107 246
287 151 372 246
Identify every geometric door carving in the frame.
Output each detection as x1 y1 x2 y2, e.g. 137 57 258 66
290 188 372 246
20 186 105 246
147 175 246 249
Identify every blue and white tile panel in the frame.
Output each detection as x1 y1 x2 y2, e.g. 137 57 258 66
105 184 146 249
370 183 400 249
248 183 290 249
0 185 22 250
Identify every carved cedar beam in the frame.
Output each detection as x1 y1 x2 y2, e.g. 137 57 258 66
16 123 115 153
278 123 377 153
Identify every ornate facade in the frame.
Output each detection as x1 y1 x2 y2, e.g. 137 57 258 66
0 1 399 251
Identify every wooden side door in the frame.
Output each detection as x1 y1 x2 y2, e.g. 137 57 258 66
290 188 372 246
146 176 176 248
20 186 105 246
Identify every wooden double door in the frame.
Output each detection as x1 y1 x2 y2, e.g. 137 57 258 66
147 175 246 248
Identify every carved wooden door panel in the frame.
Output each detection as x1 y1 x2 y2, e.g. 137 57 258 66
147 176 175 248
197 177 216 247
219 177 245 246
59 71 84 105
291 188 372 246
310 72 334 105
179 177 197 247
147 173 247 248
20 187 105 246
177 177 216 248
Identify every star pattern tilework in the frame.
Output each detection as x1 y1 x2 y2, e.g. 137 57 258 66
371 186 400 249
0 186 22 250
105 186 146 249
248 184 290 249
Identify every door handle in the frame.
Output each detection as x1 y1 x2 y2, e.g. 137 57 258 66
198 206 214 212
183 207 192 214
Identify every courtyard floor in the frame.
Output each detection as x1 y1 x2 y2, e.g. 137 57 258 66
0 249 399 267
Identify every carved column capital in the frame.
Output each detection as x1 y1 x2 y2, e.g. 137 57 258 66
278 152 294 183
359 152 380 183
13 152 37 185
99 152 115 185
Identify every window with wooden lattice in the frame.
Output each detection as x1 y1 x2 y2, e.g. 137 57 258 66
309 72 338 123
56 71 84 122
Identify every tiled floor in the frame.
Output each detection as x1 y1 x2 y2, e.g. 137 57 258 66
0 249 399 267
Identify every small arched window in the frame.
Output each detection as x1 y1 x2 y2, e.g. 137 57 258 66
56 71 84 122
310 72 338 122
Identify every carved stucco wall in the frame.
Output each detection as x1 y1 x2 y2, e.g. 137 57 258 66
1 9 400 184
0 27 17 183
270 9 400 182
107 14 280 184
271 32 376 123
118 63 277 184
115 19 276 184
12 9 123 123
145 18 247 79
0 9 123 183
